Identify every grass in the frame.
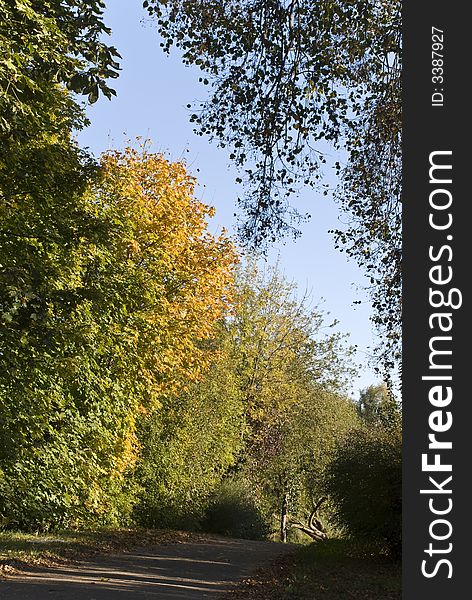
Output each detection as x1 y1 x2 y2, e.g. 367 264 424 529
0 527 200 574
230 538 401 600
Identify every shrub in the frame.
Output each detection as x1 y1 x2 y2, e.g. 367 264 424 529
203 479 269 540
324 427 401 557
133 494 203 531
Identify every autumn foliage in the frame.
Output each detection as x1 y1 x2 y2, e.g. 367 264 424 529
0 142 237 529
96 146 237 400
1 2 400 547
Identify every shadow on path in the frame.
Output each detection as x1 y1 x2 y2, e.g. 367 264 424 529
0 537 294 599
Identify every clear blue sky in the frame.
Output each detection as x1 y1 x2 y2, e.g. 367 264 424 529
77 2 381 397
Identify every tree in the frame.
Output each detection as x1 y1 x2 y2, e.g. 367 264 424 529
324 384 402 555
0 144 237 529
134 340 246 529
145 0 401 376
357 383 401 430
0 0 128 529
0 138 135 528
1 0 126 529
96 146 238 397
249 386 359 542
224 262 358 540
132 260 358 538
1 0 120 137
230 261 356 428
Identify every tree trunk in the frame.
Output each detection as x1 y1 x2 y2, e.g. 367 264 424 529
280 492 288 542
289 497 328 541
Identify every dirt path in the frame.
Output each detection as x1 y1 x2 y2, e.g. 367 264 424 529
0 536 294 599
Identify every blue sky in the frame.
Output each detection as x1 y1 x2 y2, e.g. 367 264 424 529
77 1 380 396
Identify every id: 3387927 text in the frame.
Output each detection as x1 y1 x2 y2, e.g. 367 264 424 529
431 26 444 107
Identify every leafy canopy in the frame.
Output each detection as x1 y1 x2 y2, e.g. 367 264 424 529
1 0 120 134
0 141 237 529
145 0 401 376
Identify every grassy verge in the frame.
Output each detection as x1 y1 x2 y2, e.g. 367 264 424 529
231 538 401 600
0 528 201 575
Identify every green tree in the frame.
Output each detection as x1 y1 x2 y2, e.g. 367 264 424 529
245 386 358 542
358 383 401 431
1 0 120 136
0 0 129 529
133 261 358 538
134 342 246 529
0 138 136 528
231 261 356 429
145 0 401 374
323 384 402 555
223 262 358 541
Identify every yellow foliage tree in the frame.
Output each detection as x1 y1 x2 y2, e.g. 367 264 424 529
96 145 238 406
86 146 239 496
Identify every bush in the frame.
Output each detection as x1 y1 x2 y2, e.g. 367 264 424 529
324 427 401 557
0 441 139 532
133 495 203 532
203 479 269 540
